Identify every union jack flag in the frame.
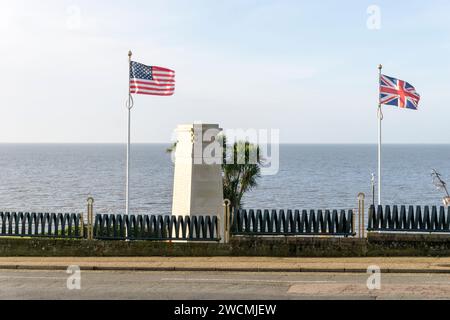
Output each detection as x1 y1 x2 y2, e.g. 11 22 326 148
379 74 420 110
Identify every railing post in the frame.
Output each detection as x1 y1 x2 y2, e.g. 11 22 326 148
222 199 231 243
357 193 365 238
87 197 94 240
80 214 84 238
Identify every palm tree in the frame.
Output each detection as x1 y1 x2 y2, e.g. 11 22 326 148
165 141 177 153
222 138 262 209
166 136 262 209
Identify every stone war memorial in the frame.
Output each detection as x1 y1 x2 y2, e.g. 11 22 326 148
171 123 224 240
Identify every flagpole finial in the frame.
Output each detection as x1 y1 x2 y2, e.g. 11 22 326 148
128 50 132 60
378 64 383 70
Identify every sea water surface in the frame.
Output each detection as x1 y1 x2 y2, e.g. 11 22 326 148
0 144 449 214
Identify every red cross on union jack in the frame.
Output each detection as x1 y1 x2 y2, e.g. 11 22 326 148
379 74 420 110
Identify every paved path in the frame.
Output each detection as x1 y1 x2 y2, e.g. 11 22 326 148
1 257 450 273
0 270 449 299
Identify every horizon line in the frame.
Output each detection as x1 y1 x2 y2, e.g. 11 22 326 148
1 142 450 145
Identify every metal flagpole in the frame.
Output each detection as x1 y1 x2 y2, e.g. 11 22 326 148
377 64 383 205
126 50 134 220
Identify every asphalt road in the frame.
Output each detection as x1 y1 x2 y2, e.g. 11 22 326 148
0 270 449 300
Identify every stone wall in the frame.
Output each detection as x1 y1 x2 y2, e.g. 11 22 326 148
0 234 449 257
367 233 450 256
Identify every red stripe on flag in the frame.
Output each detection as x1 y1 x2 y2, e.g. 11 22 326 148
130 85 175 91
153 66 175 73
130 90 174 96
129 82 175 88
153 73 175 77
130 79 175 85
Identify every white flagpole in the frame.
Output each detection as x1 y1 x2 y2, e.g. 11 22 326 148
126 50 133 219
377 64 383 206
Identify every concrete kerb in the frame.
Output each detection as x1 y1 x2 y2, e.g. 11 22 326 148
1 265 450 274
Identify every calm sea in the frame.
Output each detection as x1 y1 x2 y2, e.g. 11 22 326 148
0 144 449 214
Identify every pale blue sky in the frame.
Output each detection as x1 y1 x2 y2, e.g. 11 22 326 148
1 0 450 143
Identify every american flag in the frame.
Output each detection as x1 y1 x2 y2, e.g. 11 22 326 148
129 61 175 96
379 74 420 110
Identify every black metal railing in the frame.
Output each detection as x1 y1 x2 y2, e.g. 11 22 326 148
0 212 83 238
0 207 359 239
231 209 355 236
368 205 450 232
93 214 220 241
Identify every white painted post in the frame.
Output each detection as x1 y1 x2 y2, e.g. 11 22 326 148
358 193 365 238
87 197 94 240
223 199 231 243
